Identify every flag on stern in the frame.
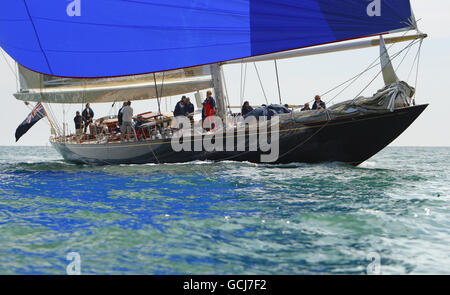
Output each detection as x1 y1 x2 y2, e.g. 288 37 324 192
15 103 46 142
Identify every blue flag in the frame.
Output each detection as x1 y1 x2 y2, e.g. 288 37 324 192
15 103 46 142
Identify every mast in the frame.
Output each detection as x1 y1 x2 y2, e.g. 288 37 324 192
210 63 227 121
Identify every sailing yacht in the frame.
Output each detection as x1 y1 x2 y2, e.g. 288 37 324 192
0 0 427 165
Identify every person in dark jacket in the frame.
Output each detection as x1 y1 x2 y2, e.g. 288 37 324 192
185 97 195 125
174 96 187 117
301 102 311 111
241 101 253 117
118 102 127 127
185 97 195 115
74 111 83 142
312 95 326 110
82 103 94 132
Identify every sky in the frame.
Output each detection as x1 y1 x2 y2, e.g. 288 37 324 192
1 0 449 147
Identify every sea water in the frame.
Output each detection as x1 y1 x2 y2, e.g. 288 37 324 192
0 146 448 274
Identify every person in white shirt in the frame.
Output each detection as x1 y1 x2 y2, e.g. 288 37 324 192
121 101 134 141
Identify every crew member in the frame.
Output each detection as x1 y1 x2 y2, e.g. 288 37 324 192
174 96 187 117
312 95 326 110
121 101 134 141
301 103 311 111
185 97 195 125
118 102 127 127
185 97 195 115
241 101 253 117
74 111 83 142
82 103 94 133
202 91 216 131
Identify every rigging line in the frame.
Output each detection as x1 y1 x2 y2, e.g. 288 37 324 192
46 101 62 133
148 142 161 164
321 30 411 99
243 63 248 100
350 42 418 104
109 100 117 116
413 40 423 101
351 39 420 102
395 40 414 72
253 63 269 105
153 73 161 114
220 67 232 114
37 73 61 135
0 48 18 80
165 95 168 112
159 71 166 99
326 38 420 105
15 62 19 92
239 63 244 106
406 40 422 82
43 102 60 135
274 60 282 105
22 0 53 75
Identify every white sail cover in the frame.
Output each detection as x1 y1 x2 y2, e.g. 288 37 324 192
380 36 400 86
14 65 213 104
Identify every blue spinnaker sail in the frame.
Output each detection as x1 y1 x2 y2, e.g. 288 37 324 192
0 0 413 77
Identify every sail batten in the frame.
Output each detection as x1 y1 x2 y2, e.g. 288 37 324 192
1 0 414 78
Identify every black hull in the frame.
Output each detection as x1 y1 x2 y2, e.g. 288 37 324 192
51 105 428 166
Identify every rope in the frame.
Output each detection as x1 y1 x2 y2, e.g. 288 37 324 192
153 73 161 114
353 40 417 100
413 39 423 101
274 60 282 105
159 71 166 99
239 63 244 106
350 39 421 102
253 63 269 105
324 38 421 105
320 31 413 104
0 48 18 81
220 67 232 115
242 63 248 102
395 41 413 72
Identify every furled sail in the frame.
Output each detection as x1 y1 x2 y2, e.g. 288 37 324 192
14 65 213 103
379 36 400 85
0 0 415 78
